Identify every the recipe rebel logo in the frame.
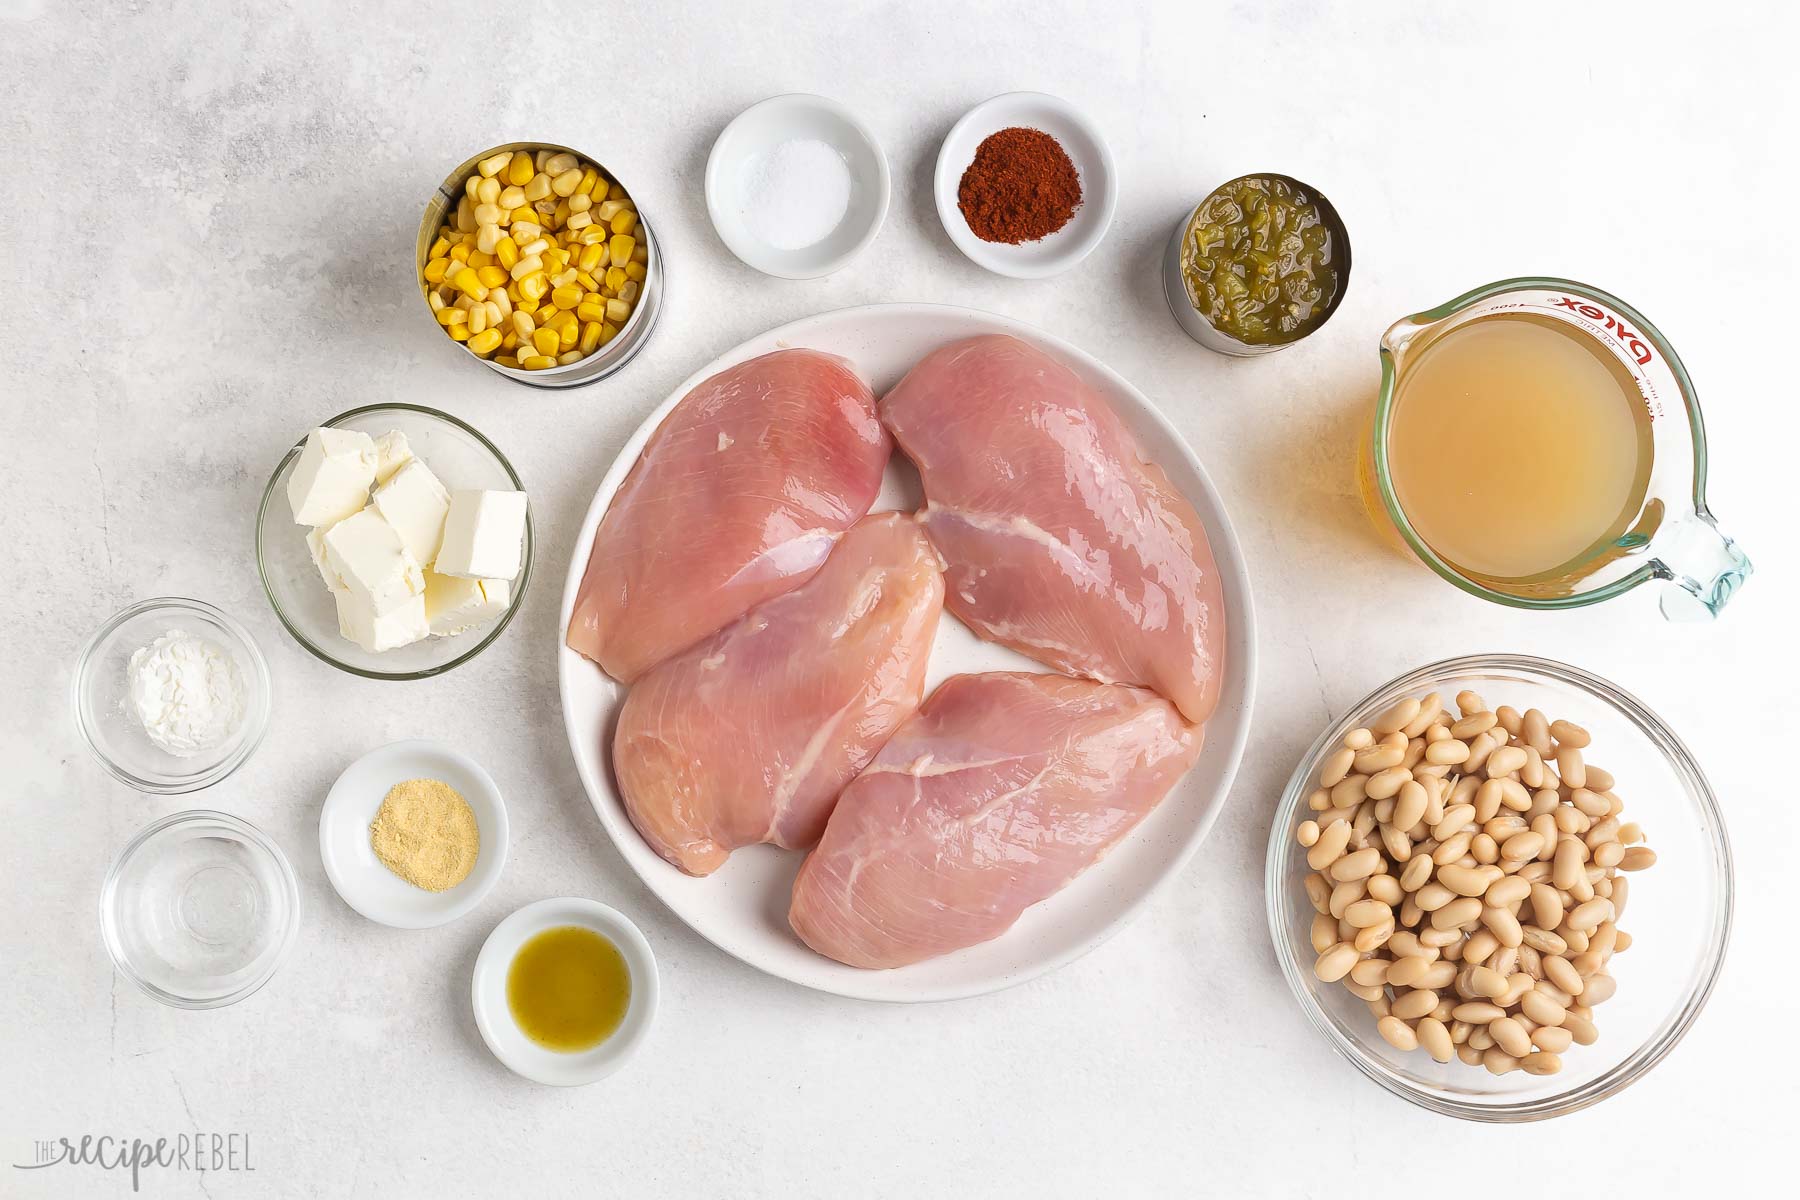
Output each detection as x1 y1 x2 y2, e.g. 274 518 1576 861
11 1131 256 1192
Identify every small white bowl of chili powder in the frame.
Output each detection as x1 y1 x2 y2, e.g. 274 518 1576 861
934 92 1117 279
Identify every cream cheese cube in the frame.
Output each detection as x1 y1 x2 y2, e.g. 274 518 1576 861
287 428 377 526
424 571 510 637
335 588 428 652
435 490 527 580
322 506 424 615
305 525 345 592
372 429 414 486
371 459 450 568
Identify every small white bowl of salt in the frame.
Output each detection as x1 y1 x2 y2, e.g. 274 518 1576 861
706 94 890 279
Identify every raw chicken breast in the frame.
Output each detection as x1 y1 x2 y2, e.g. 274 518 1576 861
789 672 1201 969
614 512 944 876
881 334 1226 725
568 349 888 682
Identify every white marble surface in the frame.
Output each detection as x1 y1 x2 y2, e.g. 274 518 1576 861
3 1 1796 1195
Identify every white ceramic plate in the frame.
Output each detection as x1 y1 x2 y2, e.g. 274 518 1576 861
934 92 1118 278
318 739 509 928
472 897 659 1086
557 304 1257 1002
705 93 890 279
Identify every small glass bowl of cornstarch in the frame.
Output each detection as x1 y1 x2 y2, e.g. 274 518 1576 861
74 598 272 794
1266 654 1731 1121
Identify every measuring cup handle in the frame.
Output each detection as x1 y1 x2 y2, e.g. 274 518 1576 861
1653 512 1753 621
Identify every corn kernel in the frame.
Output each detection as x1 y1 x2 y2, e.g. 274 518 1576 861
428 236 450 260
617 279 640 303
551 168 583 197
424 257 450 284
476 265 508 290
608 208 635 235
557 350 583 365
577 167 599 196
510 255 543 281
435 306 467 326
495 355 520 368
579 321 603 354
473 203 502 227
470 249 497 269
468 328 503 356
506 152 534 186
552 198 571 226
576 300 606 324
449 242 472 264
522 354 555 370
451 267 487 300
514 295 538 316
605 297 631 323
513 220 543 243
566 211 593 231
489 290 510 318
608 182 629 201
545 309 577 333
550 285 582 310
609 234 635 268
464 176 482 202
518 273 548 302
468 304 488 334
519 238 550 259
557 319 579 351
625 261 647 282
604 265 627 292
577 226 606 246
543 152 577 176
631 243 648 264
542 246 570 271
478 151 511 178
550 269 577 290
523 173 552 203
501 332 518 350
577 243 606 273
497 185 526 210
476 177 501 206
599 322 619 344
572 269 598 291
531 328 559 357
495 236 519 270
568 192 592 214
511 312 536 339
448 322 472 341
475 224 502 255
427 292 446 313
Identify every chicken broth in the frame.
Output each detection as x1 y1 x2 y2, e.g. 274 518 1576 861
1384 313 1653 588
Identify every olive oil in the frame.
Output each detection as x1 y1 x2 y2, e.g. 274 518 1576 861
506 925 631 1053
1385 313 1653 587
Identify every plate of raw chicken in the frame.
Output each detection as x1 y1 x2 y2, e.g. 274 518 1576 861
557 304 1256 1001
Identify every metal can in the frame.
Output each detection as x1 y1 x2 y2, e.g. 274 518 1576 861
417 141 664 389
1162 172 1350 357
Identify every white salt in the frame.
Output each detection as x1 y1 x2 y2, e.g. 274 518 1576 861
737 137 852 251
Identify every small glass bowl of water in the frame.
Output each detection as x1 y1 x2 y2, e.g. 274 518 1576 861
100 810 300 1009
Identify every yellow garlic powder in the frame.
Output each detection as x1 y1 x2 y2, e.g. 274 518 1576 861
369 778 479 892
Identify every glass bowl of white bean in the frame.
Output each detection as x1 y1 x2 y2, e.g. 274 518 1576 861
1265 653 1731 1121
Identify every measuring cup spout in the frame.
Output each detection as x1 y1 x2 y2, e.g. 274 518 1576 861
1652 511 1752 621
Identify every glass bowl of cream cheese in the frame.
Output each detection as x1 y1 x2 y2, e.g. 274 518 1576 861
73 597 273 794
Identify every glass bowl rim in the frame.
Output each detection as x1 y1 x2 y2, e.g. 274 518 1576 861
71 596 273 794
255 402 533 680
99 807 301 1010
1263 651 1733 1121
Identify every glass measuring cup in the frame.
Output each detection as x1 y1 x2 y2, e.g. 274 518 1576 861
1360 277 1751 620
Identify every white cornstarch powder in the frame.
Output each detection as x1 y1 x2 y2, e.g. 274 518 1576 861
738 137 852 251
126 629 247 757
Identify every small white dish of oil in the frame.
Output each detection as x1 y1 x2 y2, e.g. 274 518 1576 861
471 897 659 1086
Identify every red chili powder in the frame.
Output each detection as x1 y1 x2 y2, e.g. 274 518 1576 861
956 127 1083 245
